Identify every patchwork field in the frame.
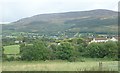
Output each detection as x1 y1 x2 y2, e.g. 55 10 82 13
2 61 118 71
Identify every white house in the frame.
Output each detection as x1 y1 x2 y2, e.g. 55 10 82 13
89 37 118 44
15 40 23 44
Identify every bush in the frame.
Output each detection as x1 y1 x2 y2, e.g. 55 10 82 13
6 56 15 61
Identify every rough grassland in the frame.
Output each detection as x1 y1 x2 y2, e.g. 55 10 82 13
2 61 118 71
0 62 1 72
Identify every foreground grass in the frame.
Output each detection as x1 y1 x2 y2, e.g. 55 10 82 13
0 61 1 72
2 61 118 71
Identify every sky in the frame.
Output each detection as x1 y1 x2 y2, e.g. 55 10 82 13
0 0 119 23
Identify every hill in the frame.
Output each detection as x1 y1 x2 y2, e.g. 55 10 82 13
2 9 118 37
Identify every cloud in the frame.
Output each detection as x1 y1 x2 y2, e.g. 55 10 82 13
0 0 119 22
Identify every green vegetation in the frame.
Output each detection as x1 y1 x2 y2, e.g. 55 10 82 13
2 36 119 71
1 9 119 71
2 61 118 71
2 37 119 71
2 37 118 62
3 45 20 54
86 42 118 58
21 40 50 61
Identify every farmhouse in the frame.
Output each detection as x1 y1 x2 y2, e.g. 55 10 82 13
89 37 118 44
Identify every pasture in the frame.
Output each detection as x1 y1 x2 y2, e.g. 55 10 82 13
2 61 118 71
3 45 20 54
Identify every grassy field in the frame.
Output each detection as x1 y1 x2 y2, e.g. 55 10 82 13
2 61 118 71
3 45 20 54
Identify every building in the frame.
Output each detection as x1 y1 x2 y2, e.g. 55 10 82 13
89 37 118 44
15 40 23 44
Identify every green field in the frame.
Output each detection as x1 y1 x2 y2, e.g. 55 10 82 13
2 61 118 71
3 45 20 54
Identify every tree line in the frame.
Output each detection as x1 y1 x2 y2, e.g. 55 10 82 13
3 38 119 61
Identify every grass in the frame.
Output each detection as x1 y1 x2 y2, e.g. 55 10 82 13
3 45 20 54
0 61 1 72
2 61 118 71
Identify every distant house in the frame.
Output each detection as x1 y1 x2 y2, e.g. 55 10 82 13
89 37 118 44
57 43 61 45
15 40 23 44
15 41 20 44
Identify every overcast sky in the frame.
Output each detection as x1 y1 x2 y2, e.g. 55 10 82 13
0 0 119 23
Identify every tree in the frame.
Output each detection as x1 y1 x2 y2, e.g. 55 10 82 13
87 43 107 58
117 41 120 60
104 41 118 59
21 40 50 61
69 38 87 57
86 41 118 59
49 44 58 60
56 42 77 61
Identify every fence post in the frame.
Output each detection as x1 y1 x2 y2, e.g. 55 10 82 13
99 62 102 71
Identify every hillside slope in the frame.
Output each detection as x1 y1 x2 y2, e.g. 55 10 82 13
2 9 118 36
